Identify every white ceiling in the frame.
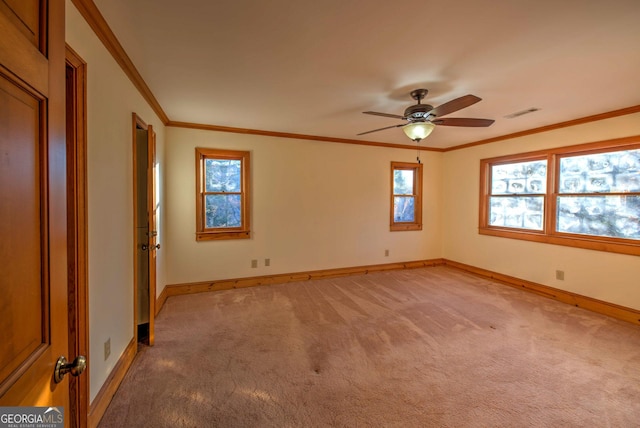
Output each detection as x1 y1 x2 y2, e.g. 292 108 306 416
92 0 640 149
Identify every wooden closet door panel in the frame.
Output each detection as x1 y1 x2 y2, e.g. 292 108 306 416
0 0 41 48
0 75 45 388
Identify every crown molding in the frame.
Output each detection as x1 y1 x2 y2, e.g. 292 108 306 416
167 120 444 152
70 0 170 124
445 105 640 152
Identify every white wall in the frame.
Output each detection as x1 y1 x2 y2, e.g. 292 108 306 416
165 127 442 285
66 0 167 403
442 113 640 310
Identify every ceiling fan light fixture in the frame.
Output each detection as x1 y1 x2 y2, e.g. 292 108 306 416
403 121 435 142
359 89 493 139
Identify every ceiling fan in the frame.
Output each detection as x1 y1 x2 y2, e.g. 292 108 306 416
358 89 494 142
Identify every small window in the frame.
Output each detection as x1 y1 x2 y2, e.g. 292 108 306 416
196 148 250 241
391 162 422 231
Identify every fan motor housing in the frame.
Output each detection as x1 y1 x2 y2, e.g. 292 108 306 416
404 104 433 120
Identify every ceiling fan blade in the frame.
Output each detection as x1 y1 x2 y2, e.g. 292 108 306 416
363 111 405 120
430 95 481 117
357 123 404 136
432 117 495 127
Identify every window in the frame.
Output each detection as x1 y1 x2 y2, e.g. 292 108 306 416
487 157 547 231
480 137 640 255
556 149 640 239
391 162 422 231
196 148 250 241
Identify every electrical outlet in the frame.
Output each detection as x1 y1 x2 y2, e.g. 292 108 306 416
251 259 258 268
104 338 111 360
265 258 271 267
385 249 389 257
556 270 565 280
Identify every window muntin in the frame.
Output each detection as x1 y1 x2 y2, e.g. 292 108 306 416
391 162 422 231
479 139 640 256
488 159 547 231
196 148 250 241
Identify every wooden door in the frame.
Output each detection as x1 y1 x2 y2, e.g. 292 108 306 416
132 115 156 347
147 125 160 346
0 0 69 409
147 126 157 345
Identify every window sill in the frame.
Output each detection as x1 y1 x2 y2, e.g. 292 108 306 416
479 227 640 256
196 230 250 241
390 224 423 232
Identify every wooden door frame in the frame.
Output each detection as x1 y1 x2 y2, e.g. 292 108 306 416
132 113 156 346
65 44 89 428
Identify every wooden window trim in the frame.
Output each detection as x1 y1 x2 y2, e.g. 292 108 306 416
479 136 640 256
479 153 551 235
195 148 251 241
390 161 423 231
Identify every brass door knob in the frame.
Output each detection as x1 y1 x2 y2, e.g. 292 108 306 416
54 355 86 384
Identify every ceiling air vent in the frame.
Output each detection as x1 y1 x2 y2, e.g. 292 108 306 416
504 107 540 119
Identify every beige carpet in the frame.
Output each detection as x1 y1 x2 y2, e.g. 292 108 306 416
98 266 640 427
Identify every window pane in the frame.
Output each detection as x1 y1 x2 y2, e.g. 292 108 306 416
559 149 640 193
491 160 546 195
394 196 415 222
556 195 640 239
205 159 241 192
205 194 241 228
489 196 544 230
394 170 414 195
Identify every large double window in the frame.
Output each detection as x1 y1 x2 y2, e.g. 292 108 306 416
480 137 640 255
195 148 251 241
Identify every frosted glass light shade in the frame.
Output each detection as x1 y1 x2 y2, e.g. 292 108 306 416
403 121 435 141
